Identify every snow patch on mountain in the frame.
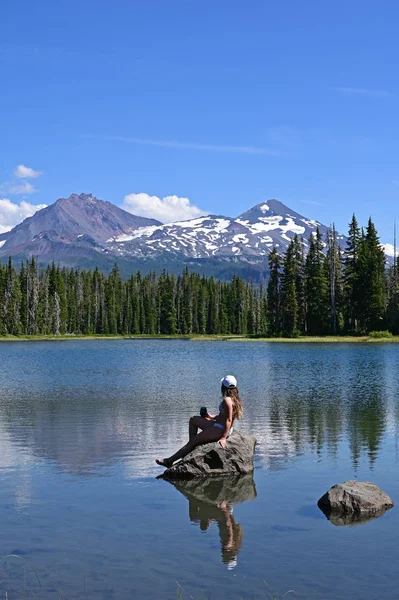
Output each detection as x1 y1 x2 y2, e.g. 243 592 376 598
232 233 249 244
111 225 161 243
301 218 321 228
237 215 306 236
171 216 231 233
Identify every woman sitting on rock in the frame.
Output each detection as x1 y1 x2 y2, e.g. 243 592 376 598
156 375 243 469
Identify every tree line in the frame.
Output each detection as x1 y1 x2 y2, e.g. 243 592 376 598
268 215 399 336
0 215 398 337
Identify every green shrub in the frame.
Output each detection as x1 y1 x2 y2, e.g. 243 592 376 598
368 330 393 338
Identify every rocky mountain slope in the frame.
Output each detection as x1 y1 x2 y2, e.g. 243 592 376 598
0 193 161 267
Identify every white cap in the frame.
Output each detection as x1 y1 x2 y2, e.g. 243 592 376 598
227 558 237 570
221 375 237 389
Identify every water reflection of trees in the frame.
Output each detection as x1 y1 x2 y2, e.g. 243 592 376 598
166 475 256 569
347 396 386 468
0 365 394 476
247 381 388 469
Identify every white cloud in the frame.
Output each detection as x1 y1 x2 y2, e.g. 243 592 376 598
382 244 396 258
0 198 47 233
6 181 36 195
0 164 43 196
331 87 393 98
122 193 206 224
14 164 43 179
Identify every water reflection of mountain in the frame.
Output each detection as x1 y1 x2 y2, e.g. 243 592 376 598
0 394 194 477
166 475 256 569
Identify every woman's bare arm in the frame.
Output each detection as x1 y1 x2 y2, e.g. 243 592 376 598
206 412 217 419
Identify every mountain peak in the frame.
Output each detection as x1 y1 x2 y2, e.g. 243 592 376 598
55 192 102 207
237 199 306 222
69 192 95 202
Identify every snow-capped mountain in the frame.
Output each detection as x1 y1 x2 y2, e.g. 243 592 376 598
104 199 343 262
5 193 392 279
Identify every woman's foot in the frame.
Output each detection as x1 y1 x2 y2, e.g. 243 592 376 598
155 458 173 468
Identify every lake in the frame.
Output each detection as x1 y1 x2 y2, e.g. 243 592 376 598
0 340 398 599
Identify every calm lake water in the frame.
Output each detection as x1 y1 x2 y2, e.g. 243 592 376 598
1 340 399 599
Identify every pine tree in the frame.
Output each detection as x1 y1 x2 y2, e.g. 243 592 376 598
258 283 268 336
325 225 344 334
197 277 207 334
53 292 61 335
361 218 386 331
267 247 280 336
76 271 83 334
293 235 306 334
38 268 50 334
218 282 229 334
54 266 67 333
131 275 140 334
280 240 299 336
158 270 176 334
27 257 39 335
343 215 362 332
305 229 329 335
206 276 219 334
8 260 22 335
19 262 28 334
181 267 193 334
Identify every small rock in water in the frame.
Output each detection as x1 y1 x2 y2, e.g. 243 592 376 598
318 480 394 521
161 431 256 479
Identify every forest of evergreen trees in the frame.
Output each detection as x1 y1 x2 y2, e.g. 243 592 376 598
0 215 398 337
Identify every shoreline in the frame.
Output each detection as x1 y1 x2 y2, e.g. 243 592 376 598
0 334 399 343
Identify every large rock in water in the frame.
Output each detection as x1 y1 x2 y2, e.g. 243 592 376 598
161 431 256 479
318 481 394 517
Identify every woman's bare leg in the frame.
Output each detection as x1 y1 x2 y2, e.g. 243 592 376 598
189 416 214 441
156 426 222 468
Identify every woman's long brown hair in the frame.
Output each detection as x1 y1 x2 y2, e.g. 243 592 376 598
221 385 243 420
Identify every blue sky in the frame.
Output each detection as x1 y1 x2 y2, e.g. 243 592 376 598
1 0 398 242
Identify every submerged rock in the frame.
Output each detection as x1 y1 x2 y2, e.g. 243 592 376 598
161 431 256 479
324 509 390 527
168 473 257 506
318 480 394 519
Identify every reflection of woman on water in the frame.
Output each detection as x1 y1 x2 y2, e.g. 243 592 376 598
156 375 243 468
218 501 244 569
191 498 243 569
